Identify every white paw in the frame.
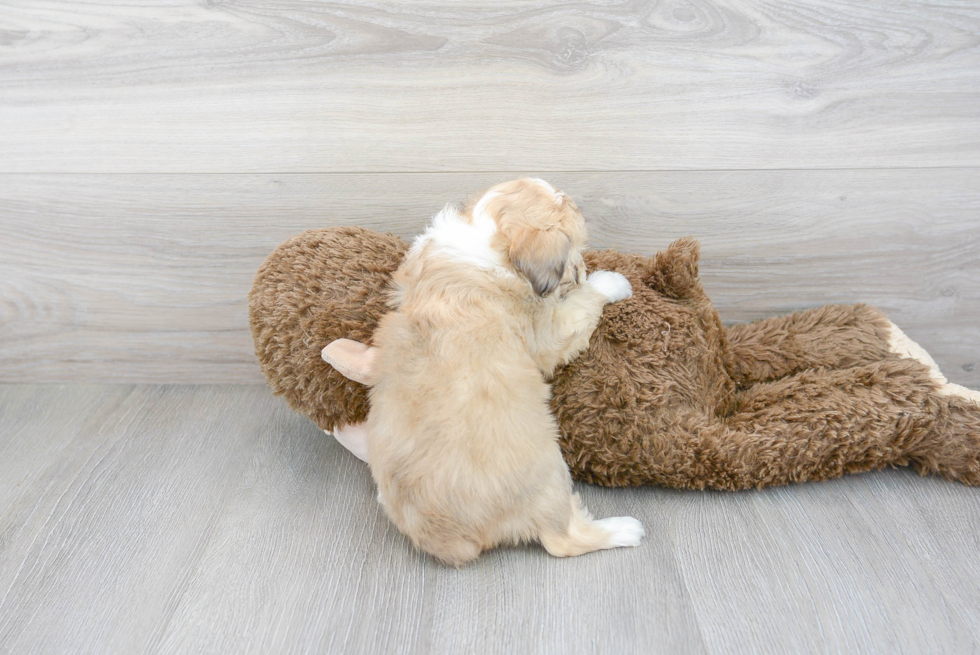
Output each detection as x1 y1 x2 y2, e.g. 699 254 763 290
595 516 645 548
587 271 632 303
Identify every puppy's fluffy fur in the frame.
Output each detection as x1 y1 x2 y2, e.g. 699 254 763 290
366 178 643 566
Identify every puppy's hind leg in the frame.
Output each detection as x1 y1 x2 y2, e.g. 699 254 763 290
539 494 644 558
422 537 483 568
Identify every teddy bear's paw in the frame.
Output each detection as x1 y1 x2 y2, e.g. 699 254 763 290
942 383 980 406
886 321 980 405
328 424 369 462
595 516 645 548
887 321 946 384
587 271 633 303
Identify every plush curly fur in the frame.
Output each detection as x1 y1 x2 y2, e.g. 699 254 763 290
249 227 407 432
249 227 980 490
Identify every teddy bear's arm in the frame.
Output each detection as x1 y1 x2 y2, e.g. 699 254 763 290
319 340 376 463
725 304 895 385
332 423 369 462
322 338 379 386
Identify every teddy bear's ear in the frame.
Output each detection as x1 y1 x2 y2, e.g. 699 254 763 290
646 237 702 300
322 339 379 386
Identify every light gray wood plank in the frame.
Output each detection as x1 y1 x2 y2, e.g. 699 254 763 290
0 384 136 590
0 384 116 502
0 385 283 654
152 404 440 655
424 486 706 655
2 384 980 654
1 170 978 385
1 1 979 172
0 384 708 655
862 470 980 644
658 472 980 654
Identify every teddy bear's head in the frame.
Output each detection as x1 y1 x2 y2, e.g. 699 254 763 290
249 227 407 433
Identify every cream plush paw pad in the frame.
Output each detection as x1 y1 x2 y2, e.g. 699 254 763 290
886 321 980 405
588 271 632 303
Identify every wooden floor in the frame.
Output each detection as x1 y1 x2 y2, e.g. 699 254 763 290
1 383 978 654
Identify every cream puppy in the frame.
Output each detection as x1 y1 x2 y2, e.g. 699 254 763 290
367 178 643 566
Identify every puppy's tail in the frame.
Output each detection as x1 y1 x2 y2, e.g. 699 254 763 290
539 494 644 558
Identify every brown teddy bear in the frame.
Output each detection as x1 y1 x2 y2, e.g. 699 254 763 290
249 226 980 490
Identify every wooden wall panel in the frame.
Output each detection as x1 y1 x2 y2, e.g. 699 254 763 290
2 170 977 384
0 1 978 172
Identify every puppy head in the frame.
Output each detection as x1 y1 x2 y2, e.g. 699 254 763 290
470 178 587 297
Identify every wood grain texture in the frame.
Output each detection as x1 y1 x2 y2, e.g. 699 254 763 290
1 1 979 172
2 170 978 385
0 385 285 654
659 479 980 653
1 384 979 654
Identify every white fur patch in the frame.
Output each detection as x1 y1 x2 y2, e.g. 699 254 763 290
472 190 501 225
886 321 980 405
595 516 645 548
410 202 508 272
531 178 564 203
588 270 633 303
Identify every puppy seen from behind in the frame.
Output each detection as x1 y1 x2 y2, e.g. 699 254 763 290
367 178 643 566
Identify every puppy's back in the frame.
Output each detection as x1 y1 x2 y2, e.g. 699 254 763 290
367 306 571 564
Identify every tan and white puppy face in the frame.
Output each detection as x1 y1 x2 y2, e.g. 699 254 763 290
467 178 588 297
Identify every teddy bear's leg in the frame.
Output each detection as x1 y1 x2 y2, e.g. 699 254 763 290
656 357 980 489
906 393 980 484
726 304 897 385
881 323 980 482
728 306 980 402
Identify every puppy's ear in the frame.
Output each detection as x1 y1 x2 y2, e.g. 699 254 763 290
510 227 571 297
